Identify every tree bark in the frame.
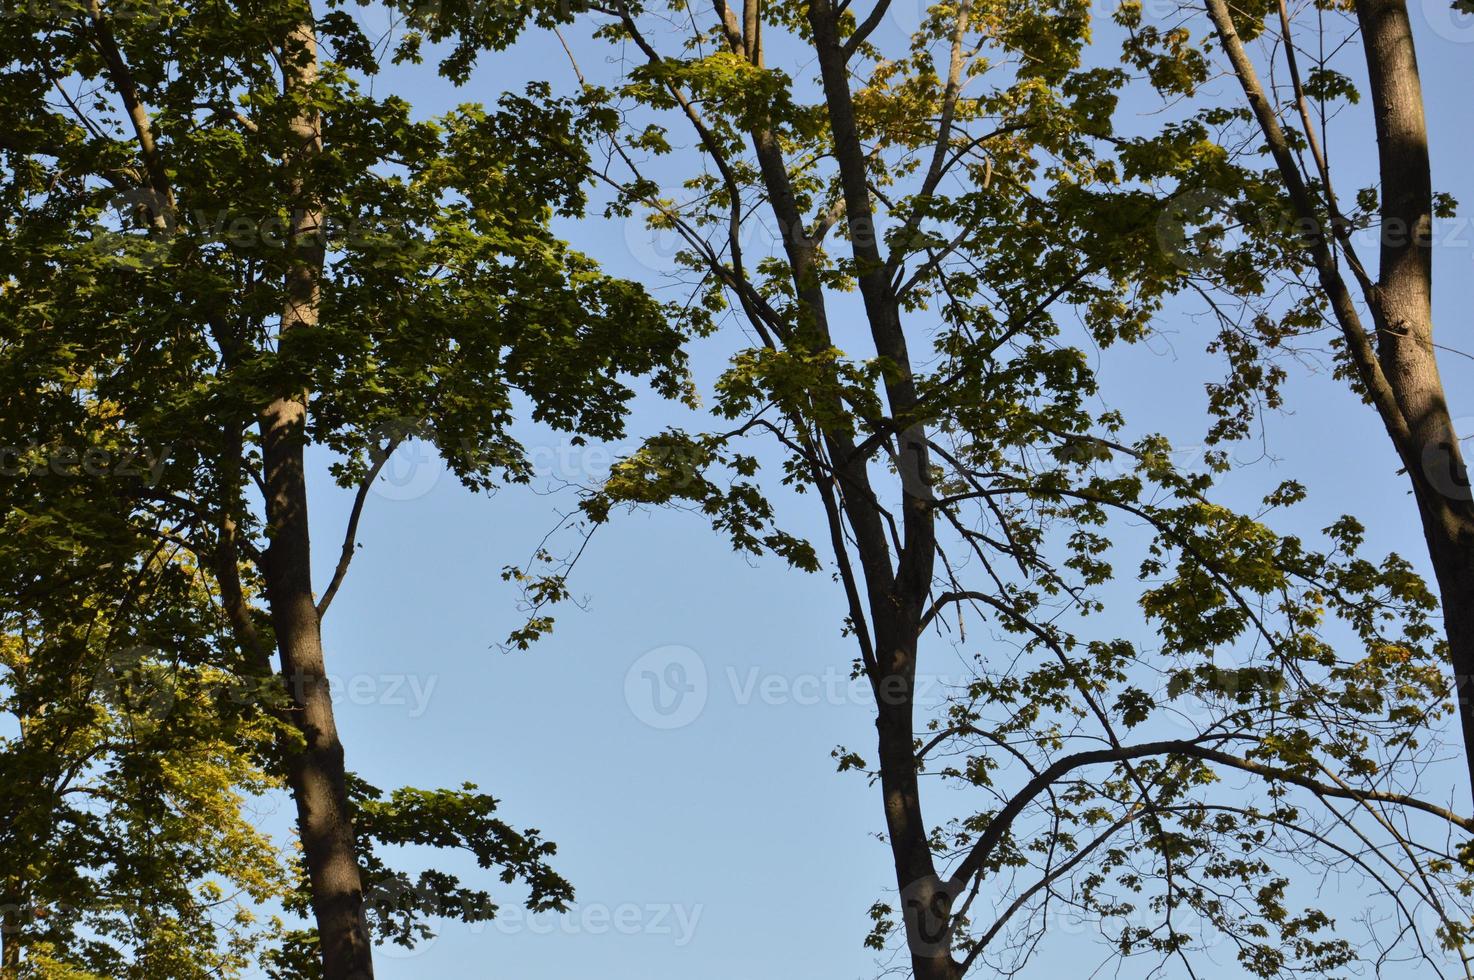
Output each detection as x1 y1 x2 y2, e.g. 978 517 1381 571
1207 0 1474 809
260 14 376 979
0 884 19 978
1354 0 1474 801
872 625 962 980
805 3 954 973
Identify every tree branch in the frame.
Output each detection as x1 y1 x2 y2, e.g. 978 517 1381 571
317 438 399 618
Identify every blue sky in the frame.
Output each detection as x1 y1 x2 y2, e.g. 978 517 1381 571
279 4 1474 977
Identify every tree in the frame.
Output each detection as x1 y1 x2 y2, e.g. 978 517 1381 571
1116 0 1474 811
0 468 572 979
1 544 293 979
0 0 694 974
554 0 1474 975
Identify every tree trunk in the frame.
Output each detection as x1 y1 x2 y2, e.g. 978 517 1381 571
873 629 962 980
1209 0 1474 808
1355 0 1474 803
803 1 957 970
1427 535 1474 796
1 885 20 978
260 13 376 979
260 405 375 980
709 1 968 969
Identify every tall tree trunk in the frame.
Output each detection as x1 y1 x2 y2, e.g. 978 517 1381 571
700 1 966 969
873 620 961 980
0 882 20 978
261 14 376 979
1207 0 1474 809
1354 0 1474 802
810 5 955 973
803 0 955 971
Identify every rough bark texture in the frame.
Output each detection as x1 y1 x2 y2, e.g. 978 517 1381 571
1207 0 1474 806
261 15 376 979
1 886 19 977
1354 0 1474 801
805 4 955 975
700 0 960 969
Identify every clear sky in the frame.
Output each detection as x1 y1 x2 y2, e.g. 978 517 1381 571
264 4 1474 977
